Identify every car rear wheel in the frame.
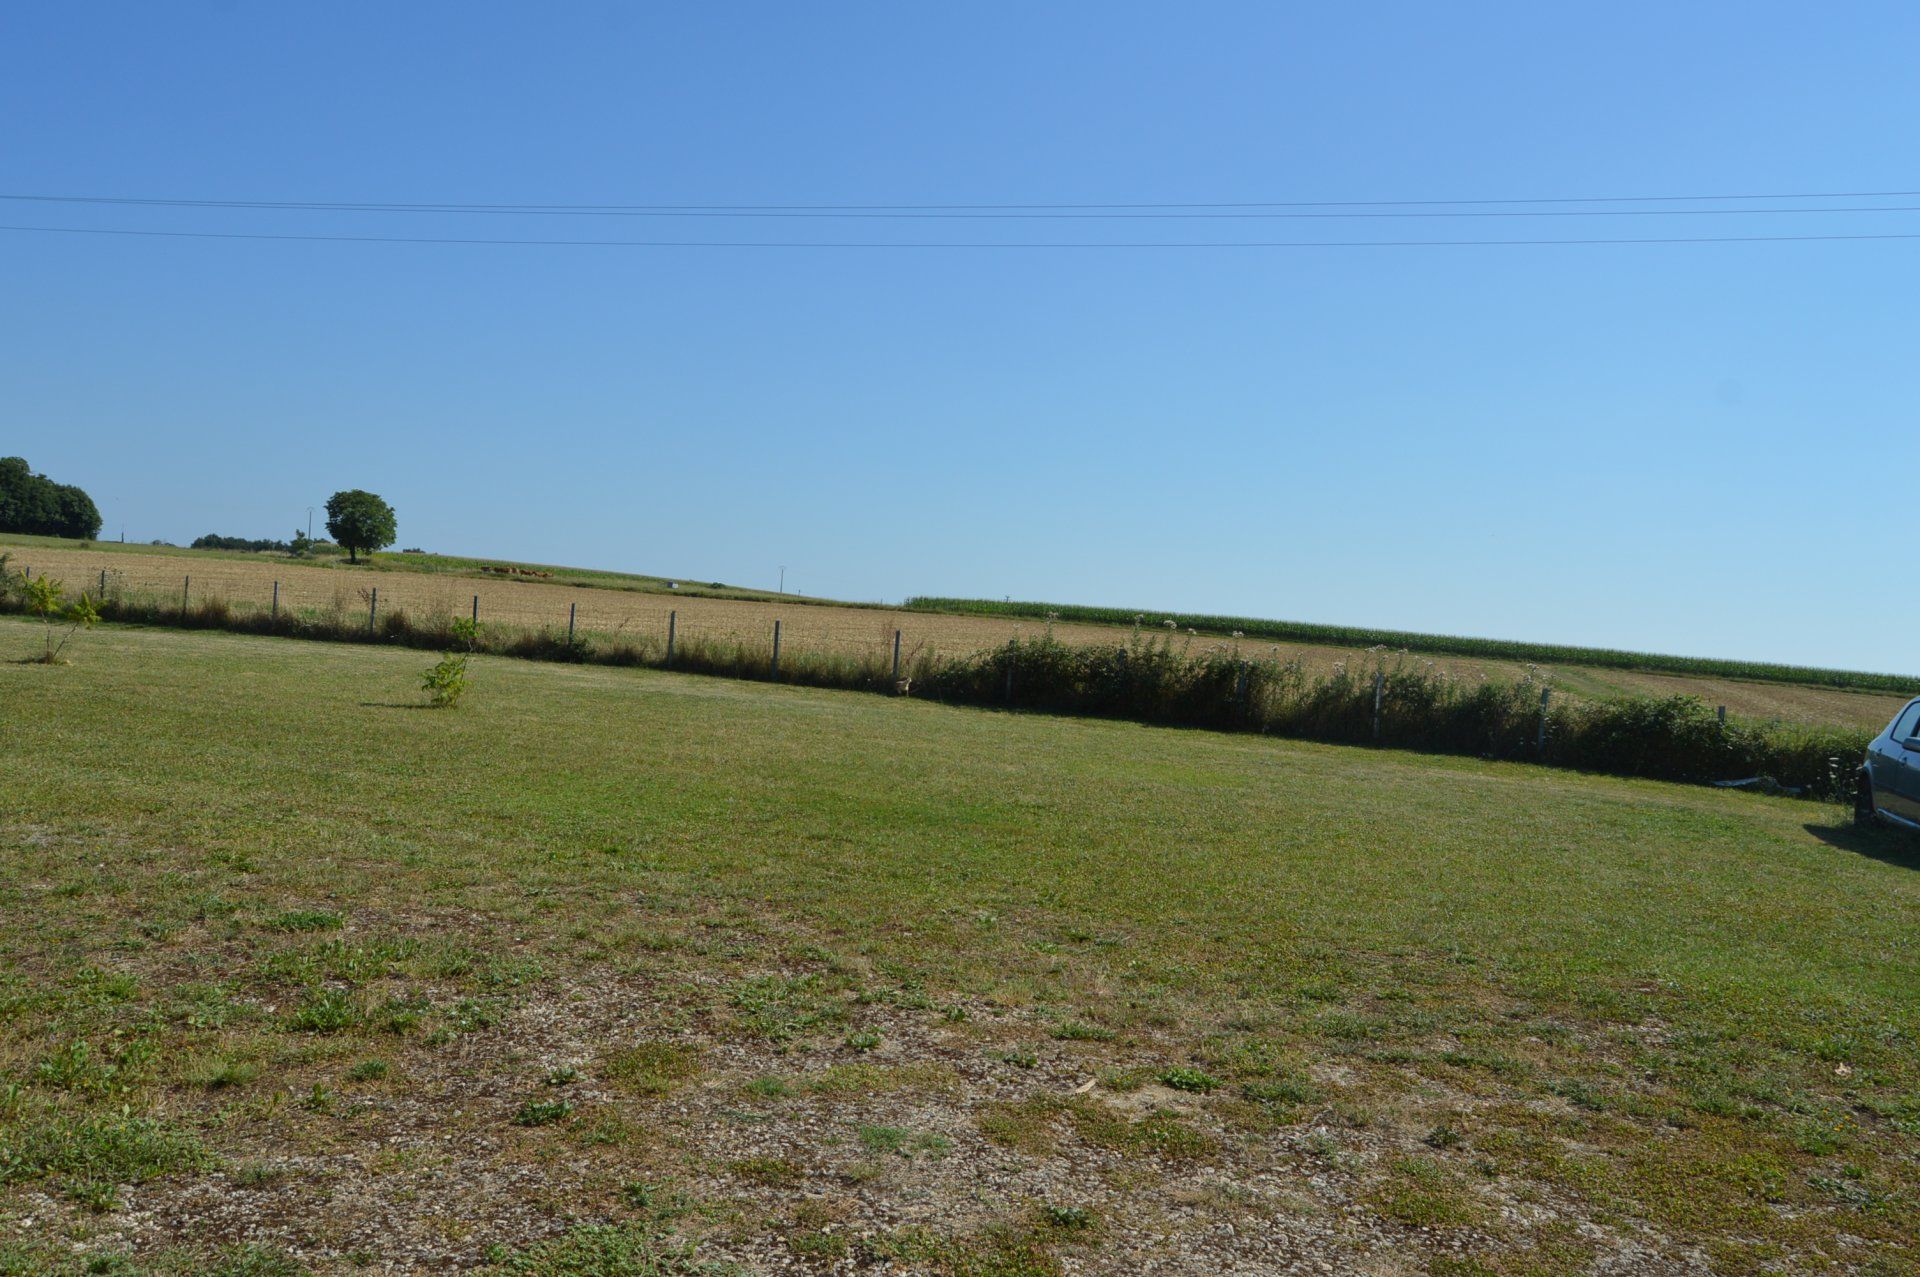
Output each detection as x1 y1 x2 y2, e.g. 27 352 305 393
1855 771 1877 826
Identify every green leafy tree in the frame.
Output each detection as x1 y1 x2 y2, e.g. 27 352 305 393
323 490 397 564
0 457 103 539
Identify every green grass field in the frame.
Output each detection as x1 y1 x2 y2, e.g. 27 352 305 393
4 619 1919 1275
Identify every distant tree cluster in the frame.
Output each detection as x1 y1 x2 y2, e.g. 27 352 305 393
0 457 102 539
191 533 296 553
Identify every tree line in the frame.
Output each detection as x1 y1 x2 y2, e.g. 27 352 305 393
0 457 102 539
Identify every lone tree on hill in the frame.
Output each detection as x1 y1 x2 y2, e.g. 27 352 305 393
324 489 397 564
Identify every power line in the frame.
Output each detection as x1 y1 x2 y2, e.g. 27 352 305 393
7 190 1920 219
7 223 1920 249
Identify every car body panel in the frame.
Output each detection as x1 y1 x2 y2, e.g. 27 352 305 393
1866 698 1920 825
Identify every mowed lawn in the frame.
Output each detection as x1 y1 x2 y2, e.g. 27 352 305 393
3 619 1918 1276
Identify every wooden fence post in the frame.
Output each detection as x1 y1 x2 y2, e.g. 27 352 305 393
667 611 676 666
1373 671 1385 740
771 619 781 679
271 580 279 619
1717 705 1727 726
1004 642 1016 702
471 595 479 625
182 575 189 612
369 587 378 634
98 569 106 596
1537 687 1552 755
892 630 902 679
568 602 576 647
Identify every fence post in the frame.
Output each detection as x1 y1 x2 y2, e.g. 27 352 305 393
1005 641 1016 702
1372 671 1385 741
271 580 279 619
667 610 676 666
771 619 781 679
472 595 479 625
369 587 378 634
568 602 576 647
99 569 106 597
1717 705 1727 726
892 630 902 679
182 575 190 613
1537 687 1552 755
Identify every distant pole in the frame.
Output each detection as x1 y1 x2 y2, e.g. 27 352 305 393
369 587 378 634
271 580 279 619
1372 672 1385 741
1537 687 1552 755
306 507 314 539
771 619 781 678
667 610 676 666
568 602 577 647
892 629 902 679
779 565 786 594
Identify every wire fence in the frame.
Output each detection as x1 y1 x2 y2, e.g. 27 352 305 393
16 558 1001 672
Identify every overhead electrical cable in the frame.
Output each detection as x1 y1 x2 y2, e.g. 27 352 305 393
6 223 1920 249
6 190 1920 219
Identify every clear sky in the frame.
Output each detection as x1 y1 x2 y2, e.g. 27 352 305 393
4 3 1915 672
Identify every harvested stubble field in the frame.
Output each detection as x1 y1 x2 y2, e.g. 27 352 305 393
3 620 1920 1276
5 539 1906 730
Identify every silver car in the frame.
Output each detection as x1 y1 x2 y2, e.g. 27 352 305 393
1860 698 1920 830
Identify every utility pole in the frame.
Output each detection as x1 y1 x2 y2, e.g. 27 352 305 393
779 565 786 594
306 507 315 539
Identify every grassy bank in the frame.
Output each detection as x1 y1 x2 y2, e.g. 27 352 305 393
906 596 1920 695
2 621 1917 1274
2 575 1873 801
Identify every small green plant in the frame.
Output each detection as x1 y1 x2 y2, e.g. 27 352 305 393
511 1098 574 1127
1158 1066 1221 1094
846 1029 882 1052
12 570 100 664
422 618 478 708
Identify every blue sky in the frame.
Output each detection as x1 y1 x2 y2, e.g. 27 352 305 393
4 3 1915 672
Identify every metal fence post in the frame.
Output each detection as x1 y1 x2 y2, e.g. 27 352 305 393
1372 671 1385 741
1717 705 1727 726
1537 687 1552 755
667 610 676 666
771 619 781 678
892 629 902 679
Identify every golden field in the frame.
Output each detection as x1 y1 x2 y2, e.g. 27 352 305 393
6 539 1906 729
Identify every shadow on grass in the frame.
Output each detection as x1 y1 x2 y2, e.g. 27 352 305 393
357 701 438 711
1803 820 1920 870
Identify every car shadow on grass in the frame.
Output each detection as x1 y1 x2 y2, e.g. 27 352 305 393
1803 820 1920 870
